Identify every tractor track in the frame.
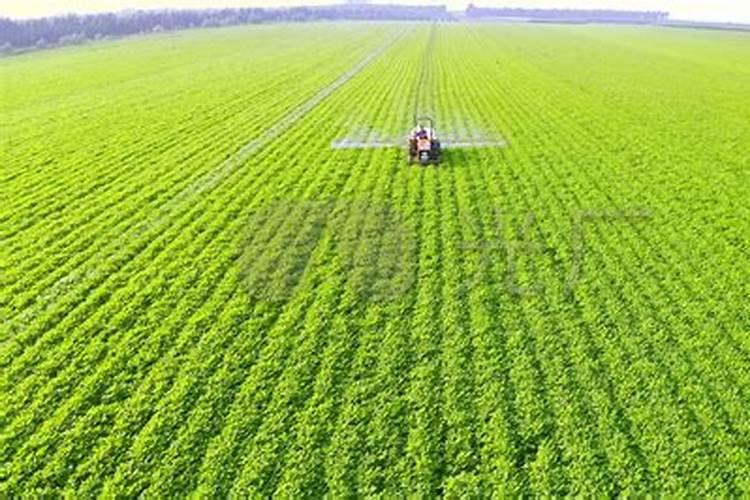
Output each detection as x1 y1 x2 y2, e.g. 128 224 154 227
191 27 410 201
1 28 410 340
414 22 438 118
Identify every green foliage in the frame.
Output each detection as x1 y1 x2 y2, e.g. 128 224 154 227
1 22 749 497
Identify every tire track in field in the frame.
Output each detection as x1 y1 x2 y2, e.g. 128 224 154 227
0 40 394 418
1 65 340 330
413 22 437 117
2 32 379 298
329 53 431 485
169 27 408 206
317 27 431 495
1 83 327 338
191 46 421 493
66 140 353 497
1 28 407 349
2 29 382 245
1 101 360 492
0 26 414 492
0 24 384 430
39 124 350 495
227 68 422 490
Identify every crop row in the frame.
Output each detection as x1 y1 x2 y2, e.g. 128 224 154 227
2 22 749 496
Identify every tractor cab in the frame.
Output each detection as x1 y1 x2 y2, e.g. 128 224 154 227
408 116 441 165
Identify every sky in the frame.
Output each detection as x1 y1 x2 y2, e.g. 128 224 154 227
1 0 749 23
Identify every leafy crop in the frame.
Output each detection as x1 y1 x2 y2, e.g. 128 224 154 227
1 22 749 496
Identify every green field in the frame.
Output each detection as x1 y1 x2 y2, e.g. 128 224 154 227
2 22 749 496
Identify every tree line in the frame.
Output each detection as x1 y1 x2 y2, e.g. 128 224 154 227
0 5 450 51
0 4 674 53
465 6 669 24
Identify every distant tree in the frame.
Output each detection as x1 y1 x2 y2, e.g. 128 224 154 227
58 33 85 45
465 5 669 24
0 6 449 51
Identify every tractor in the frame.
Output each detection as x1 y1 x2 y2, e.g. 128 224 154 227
408 116 441 166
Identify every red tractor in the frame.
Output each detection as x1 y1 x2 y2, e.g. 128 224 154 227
408 116 441 166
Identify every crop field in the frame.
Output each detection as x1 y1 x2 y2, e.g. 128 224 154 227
1 21 749 496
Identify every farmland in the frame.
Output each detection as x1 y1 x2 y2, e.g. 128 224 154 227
1 21 749 496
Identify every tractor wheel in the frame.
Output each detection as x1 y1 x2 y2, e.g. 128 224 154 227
431 141 441 165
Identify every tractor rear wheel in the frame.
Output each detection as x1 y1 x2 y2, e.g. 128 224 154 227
431 140 441 164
